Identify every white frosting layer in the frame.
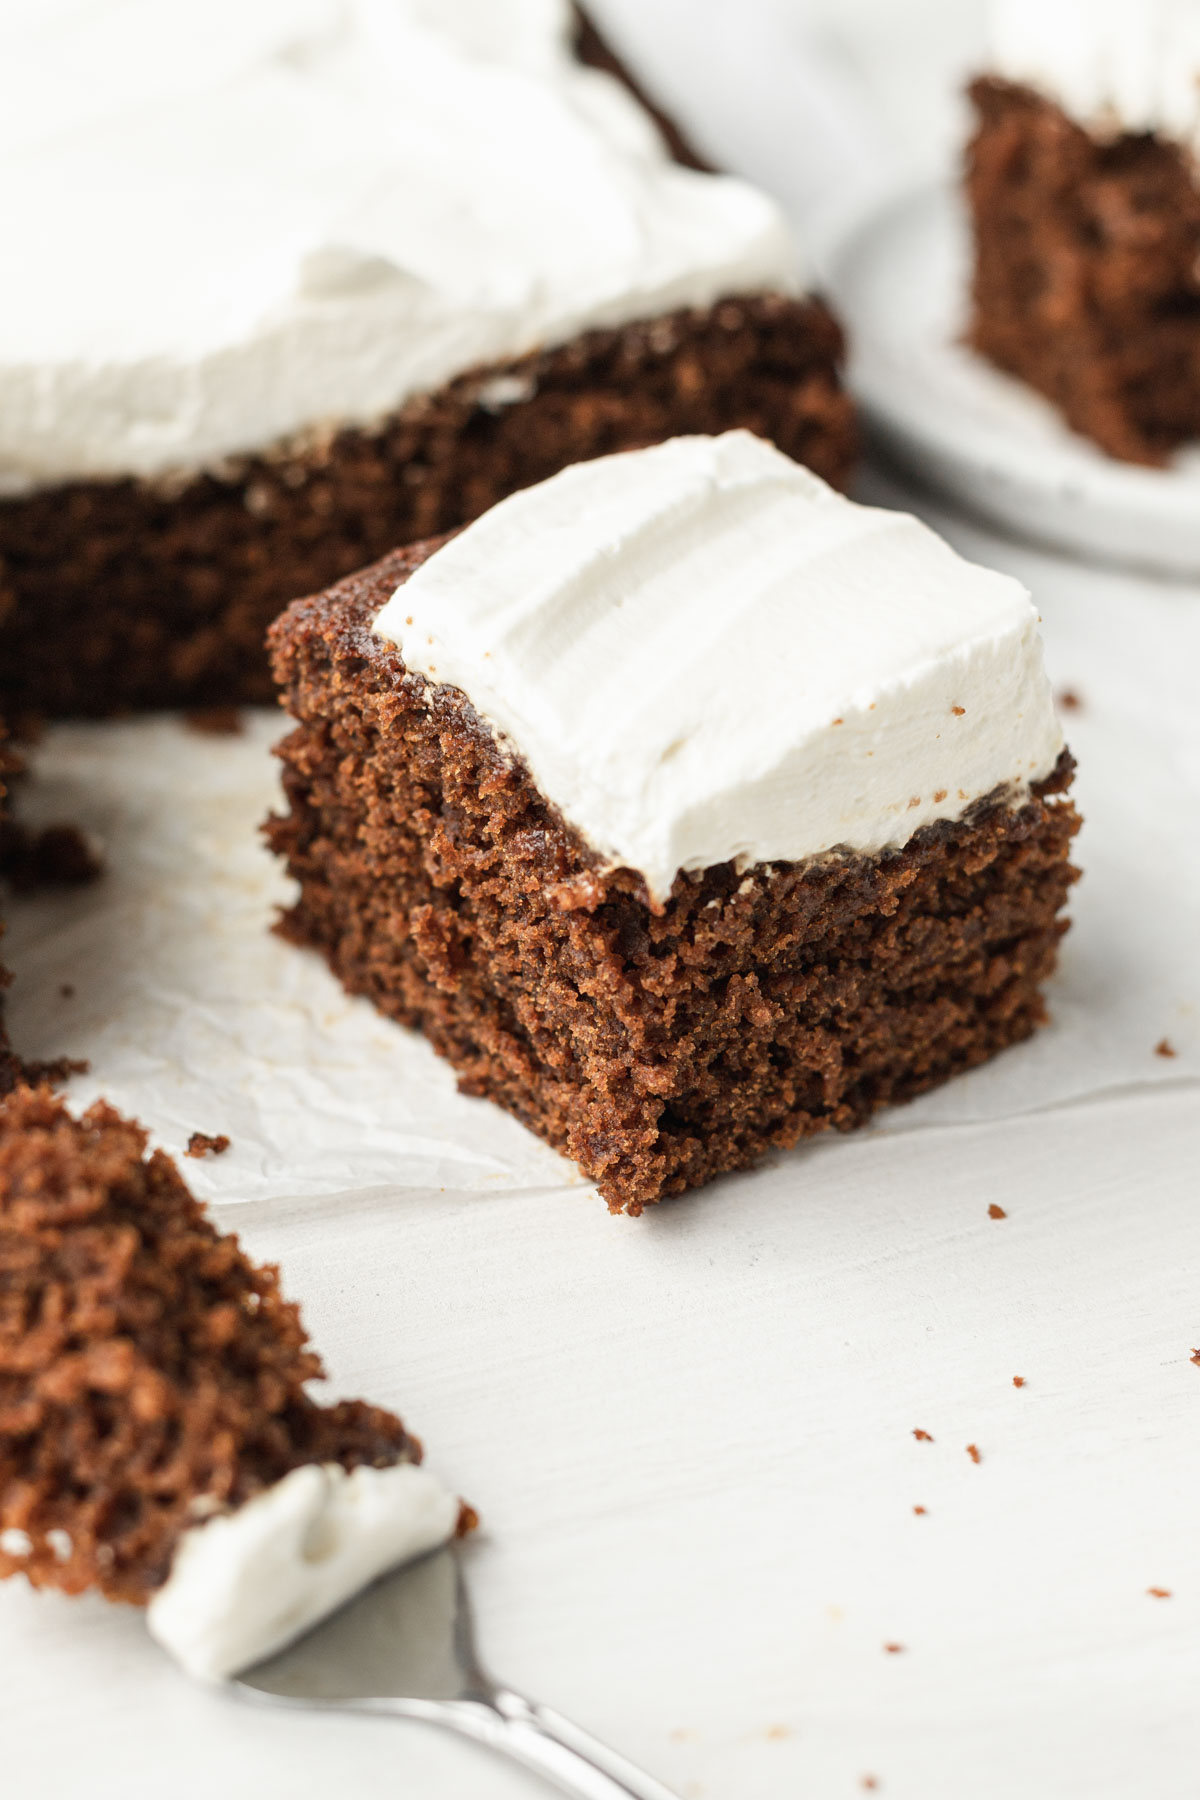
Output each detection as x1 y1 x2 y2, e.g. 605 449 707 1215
0 0 798 490
989 0 1200 152
373 432 1063 904
146 1461 459 1683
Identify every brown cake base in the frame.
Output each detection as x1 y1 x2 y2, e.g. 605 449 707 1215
265 546 1080 1215
0 296 853 720
0 1087 422 1605
966 76 1200 466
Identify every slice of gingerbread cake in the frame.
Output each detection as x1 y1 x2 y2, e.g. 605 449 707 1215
0 1086 463 1680
967 0 1200 465
266 430 1080 1214
0 0 853 719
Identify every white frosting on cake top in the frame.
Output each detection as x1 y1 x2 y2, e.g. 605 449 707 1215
146 1460 459 1682
988 0 1200 151
372 432 1064 904
0 0 798 490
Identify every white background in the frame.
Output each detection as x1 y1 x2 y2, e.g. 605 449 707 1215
3 4 1200 1797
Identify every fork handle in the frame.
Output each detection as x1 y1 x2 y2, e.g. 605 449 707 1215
415 1685 683 1800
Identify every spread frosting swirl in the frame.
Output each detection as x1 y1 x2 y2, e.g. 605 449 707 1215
373 432 1064 904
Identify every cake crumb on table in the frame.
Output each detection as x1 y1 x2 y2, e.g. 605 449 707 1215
913 1505 928 1516
1190 1350 1200 1367
185 1132 231 1159
1148 1588 1172 1600
1013 1376 1027 1388
183 707 244 737
0 821 103 891
1056 689 1084 713
883 1642 905 1655
1154 1039 1177 1059
966 1444 982 1464
988 1203 1007 1220
913 1429 934 1443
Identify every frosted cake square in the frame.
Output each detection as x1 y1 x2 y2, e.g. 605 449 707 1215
266 432 1079 1211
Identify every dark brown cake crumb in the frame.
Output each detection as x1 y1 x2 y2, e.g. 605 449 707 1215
988 1203 1008 1220
266 547 1079 1213
185 1131 231 1159
913 1429 935 1443
1154 1038 1178 1059
19 1055 89 1088
966 1444 982 1464
184 707 244 737
1057 690 1084 713
0 1086 419 1605
1189 1350 1200 1367
0 821 103 893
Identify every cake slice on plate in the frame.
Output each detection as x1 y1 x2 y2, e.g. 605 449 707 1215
266 431 1080 1213
968 0 1200 465
0 0 853 718
0 1086 464 1680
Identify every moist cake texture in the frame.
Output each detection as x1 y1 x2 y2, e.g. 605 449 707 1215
0 0 854 716
266 435 1080 1212
0 1086 447 1624
968 2 1200 465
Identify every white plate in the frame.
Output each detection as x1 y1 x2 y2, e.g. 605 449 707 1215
825 182 1200 577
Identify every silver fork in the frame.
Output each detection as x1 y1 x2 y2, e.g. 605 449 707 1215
234 1544 682 1800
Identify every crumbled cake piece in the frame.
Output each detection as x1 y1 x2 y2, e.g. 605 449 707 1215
0 820 103 892
0 1086 419 1605
185 1132 231 1159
